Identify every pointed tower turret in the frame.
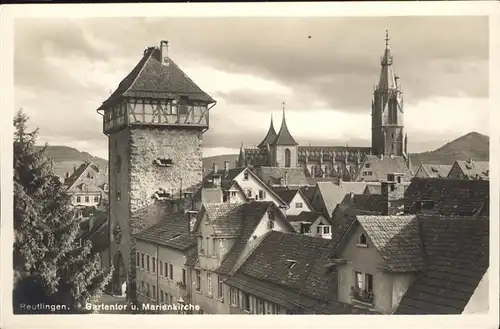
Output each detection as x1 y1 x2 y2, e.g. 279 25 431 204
257 115 278 149
238 142 246 167
270 102 298 167
371 30 405 158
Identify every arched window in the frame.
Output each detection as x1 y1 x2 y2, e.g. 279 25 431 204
358 233 368 247
285 148 291 168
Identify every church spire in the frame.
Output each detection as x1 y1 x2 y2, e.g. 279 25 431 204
257 114 278 149
378 29 397 91
272 102 298 146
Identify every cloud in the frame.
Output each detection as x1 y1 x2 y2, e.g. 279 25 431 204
13 16 490 159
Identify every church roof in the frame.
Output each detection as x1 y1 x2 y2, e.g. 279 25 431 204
257 117 278 149
98 42 215 112
378 30 398 91
272 109 298 146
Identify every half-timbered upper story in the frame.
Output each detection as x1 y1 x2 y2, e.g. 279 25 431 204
97 40 216 135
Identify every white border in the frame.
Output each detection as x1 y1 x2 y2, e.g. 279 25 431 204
1 2 499 329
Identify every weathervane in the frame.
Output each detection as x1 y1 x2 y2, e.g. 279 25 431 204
385 29 390 48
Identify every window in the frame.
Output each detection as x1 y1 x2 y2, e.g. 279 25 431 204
77 211 83 218
365 163 371 168
141 281 145 294
207 273 213 296
230 287 238 306
146 255 150 271
160 290 164 303
390 184 395 192
212 238 217 257
284 148 291 168
116 190 121 201
76 196 81 203
152 257 156 273
141 254 145 269
152 285 157 300
324 226 330 234
268 211 275 221
353 271 374 303
317 226 321 234
169 264 173 279
206 237 211 256
257 298 265 314
182 269 187 285
258 190 266 200
243 171 249 180
217 276 223 299
358 233 368 247
154 158 173 167
397 176 401 183
246 189 252 198
159 261 163 276
267 220 274 230
136 252 140 268
146 283 150 298
94 196 99 203
163 262 168 278
85 196 90 203
295 202 303 208
196 270 201 292
243 293 250 312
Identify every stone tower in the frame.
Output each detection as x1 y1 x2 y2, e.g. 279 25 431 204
371 30 407 160
271 103 299 167
97 40 216 301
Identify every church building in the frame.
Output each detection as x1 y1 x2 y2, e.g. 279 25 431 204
238 31 411 181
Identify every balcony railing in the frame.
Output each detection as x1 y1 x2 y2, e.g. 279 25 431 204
350 286 374 305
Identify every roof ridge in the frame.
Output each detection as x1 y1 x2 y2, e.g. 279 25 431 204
124 47 155 96
65 161 94 191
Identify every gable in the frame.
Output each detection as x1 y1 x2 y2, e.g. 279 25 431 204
290 192 313 212
234 168 287 206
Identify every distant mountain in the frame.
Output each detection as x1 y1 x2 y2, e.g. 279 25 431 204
39 132 489 178
410 132 489 165
36 145 108 178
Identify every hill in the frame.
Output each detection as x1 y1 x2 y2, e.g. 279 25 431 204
36 145 108 178
410 132 489 165
202 154 239 174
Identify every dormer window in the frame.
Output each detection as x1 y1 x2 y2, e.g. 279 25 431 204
178 96 189 115
357 233 368 247
267 220 274 230
154 158 173 167
286 259 297 270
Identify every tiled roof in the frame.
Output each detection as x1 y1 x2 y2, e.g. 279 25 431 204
201 203 245 236
316 182 368 218
203 167 245 190
254 166 308 187
98 45 214 111
215 202 276 275
134 212 196 251
404 178 489 216
239 231 330 290
90 221 109 254
418 164 452 178
395 215 489 314
306 177 339 185
287 211 323 223
363 184 381 195
299 185 317 204
453 160 489 180
271 188 298 204
257 118 278 149
356 215 425 272
356 155 411 182
64 162 107 194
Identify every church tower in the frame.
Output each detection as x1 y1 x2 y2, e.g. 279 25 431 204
371 30 406 159
271 103 298 167
97 41 216 301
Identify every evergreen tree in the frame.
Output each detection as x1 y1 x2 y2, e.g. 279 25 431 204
13 109 112 314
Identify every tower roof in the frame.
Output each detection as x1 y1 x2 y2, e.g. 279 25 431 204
257 116 278 149
98 41 215 112
272 104 298 146
377 30 398 91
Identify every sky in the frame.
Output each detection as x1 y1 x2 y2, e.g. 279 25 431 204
14 16 489 160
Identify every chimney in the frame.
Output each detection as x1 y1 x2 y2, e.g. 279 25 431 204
337 174 343 187
284 171 288 187
212 162 218 174
380 154 384 160
160 40 170 66
224 161 230 174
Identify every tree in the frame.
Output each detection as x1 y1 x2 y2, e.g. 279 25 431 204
13 109 112 314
